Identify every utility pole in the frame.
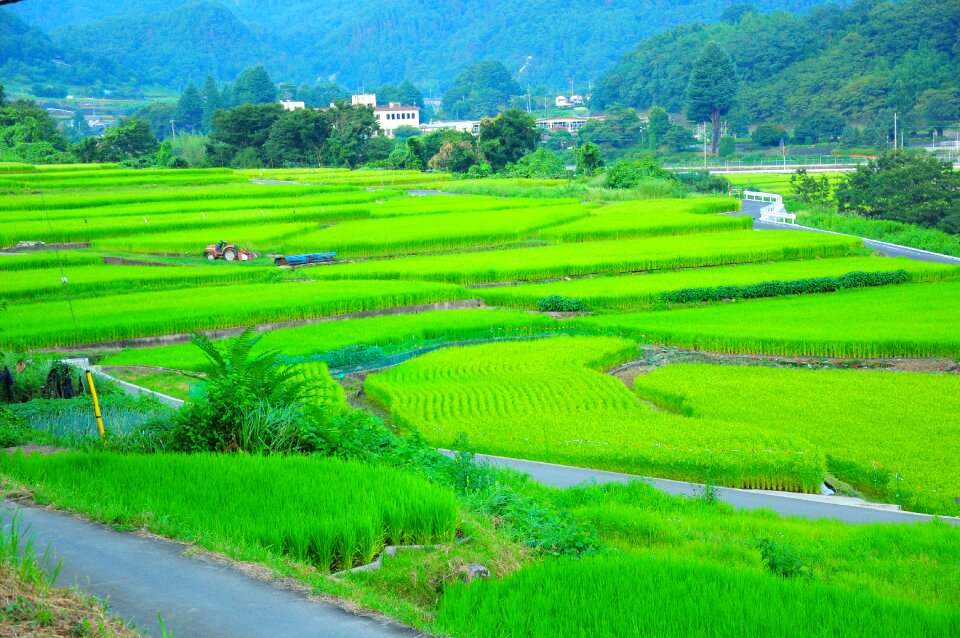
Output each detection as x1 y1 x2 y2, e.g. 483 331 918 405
893 112 898 149
703 122 708 168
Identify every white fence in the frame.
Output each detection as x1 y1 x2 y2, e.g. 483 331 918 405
743 191 795 224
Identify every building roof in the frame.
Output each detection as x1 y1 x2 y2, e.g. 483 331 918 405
374 103 421 112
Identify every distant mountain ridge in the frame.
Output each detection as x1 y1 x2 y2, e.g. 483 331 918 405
8 0 830 89
592 0 960 123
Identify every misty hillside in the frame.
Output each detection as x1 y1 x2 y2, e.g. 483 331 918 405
10 0 830 88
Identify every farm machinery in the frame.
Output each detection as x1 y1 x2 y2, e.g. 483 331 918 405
273 252 337 267
203 240 258 261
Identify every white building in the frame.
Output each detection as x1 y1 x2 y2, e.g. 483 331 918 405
374 102 421 137
280 100 306 111
555 95 571 108
536 116 592 133
419 120 481 135
351 93 377 108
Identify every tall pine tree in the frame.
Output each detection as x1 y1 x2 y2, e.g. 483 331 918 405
202 76 221 134
233 65 277 105
175 81 204 134
685 42 738 155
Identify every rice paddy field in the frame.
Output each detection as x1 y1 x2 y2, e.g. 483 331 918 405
3 164 959 636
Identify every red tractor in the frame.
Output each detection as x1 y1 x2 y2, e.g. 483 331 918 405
202 240 258 262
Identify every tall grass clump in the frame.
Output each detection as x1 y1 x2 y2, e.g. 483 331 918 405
0 452 458 572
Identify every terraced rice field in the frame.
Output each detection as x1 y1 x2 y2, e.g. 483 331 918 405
99 309 559 372
2 279 469 349
366 337 825 493
311 230 861 284
633 364 960 515
578 281 960 358
479 256 958 310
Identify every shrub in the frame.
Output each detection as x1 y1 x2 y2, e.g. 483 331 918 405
169 329 315 453
536 295 586 312
659 270 909 304
756 539 812 579
604 157 675 189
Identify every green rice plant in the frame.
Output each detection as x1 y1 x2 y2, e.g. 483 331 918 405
4 189 389 225
479 256 958 310
0 205 369 246
0 162 36 174
0 452 458 571
559 480 960 609
0 263 286 302
0 182 375 215
436 554 960 638
312 230 862 284
725 172 844 193
633 364 960 516
577 281 960 358
99 308 560 371
33 163 120 172
0 251 104 271
240 168 452 188
0 172 246 191
2 279 470 349
89 222 316 254
367 194 579 218
366 337 826 493
540 197 747 242
281 204 593 257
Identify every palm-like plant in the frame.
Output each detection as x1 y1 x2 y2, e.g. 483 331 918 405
172 328 316 452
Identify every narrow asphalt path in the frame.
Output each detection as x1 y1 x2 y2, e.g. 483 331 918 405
740 199 960 264
459 452 960 526
0 503 423 638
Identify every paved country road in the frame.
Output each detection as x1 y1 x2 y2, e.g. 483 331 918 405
740 199 960 264
0 503 423 638
457 452 960 527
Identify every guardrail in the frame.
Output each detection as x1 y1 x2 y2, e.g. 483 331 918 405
742 191 796 224
665 155 869 171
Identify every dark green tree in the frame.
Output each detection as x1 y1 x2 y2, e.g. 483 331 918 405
509 149 565 178
478 108 539 172
175 81 204 134
604 157 676 189
718 136 736 158
789 169 831 204
71 111 90 140
835 150 960 230
577 105 646 154
443 60 523 119
263 108 331 167
793 112 845 144
914 89 960 136
92 119 159 162
0 82 5 106
201 76 221 133
321 103 379 168
422 128 476 160
647 106 671 144
233 65 277 105
428 140 482 173
133 102 177 140
208 103 284 164
574 142 604 176
752 123 787 147
685 41 738 155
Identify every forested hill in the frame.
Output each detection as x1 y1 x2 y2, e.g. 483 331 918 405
0 9 127 89
9 0 829 89
592 0 960 123
52 1 269 87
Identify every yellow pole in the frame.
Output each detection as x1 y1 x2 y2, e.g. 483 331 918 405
85 370 105 439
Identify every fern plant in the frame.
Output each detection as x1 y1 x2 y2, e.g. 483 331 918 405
170 328 316 453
